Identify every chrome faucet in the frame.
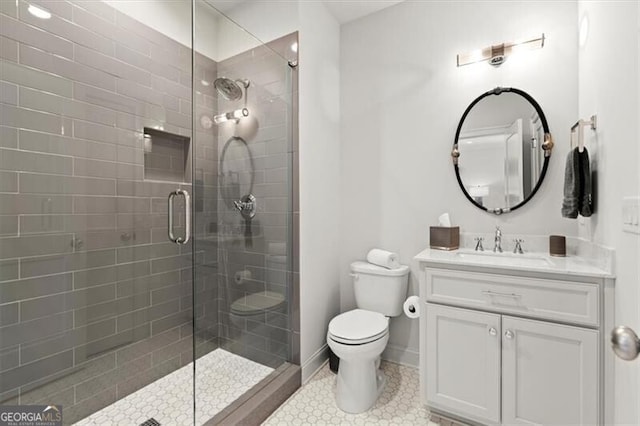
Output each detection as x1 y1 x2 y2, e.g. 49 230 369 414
493 226 503 253
513 239 525 254
474 237 484 251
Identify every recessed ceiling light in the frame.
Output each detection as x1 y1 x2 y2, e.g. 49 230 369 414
28 4 52 19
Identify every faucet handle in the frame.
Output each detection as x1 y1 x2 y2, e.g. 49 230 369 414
474 237 484 251
513 238 525 254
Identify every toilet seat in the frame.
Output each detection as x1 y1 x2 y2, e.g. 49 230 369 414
328 309 388 345
230 291 285 316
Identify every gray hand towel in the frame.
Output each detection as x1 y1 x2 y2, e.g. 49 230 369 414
578 147 593 217
561 148 580 218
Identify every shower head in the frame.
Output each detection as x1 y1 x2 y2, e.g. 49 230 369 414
213 77 250 101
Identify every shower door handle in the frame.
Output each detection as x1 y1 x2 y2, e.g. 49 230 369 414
181 189 191 244
168 189 191 245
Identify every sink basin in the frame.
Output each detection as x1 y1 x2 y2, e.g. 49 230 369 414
454 250 554 268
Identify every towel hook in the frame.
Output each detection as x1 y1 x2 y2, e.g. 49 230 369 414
570 114 597 153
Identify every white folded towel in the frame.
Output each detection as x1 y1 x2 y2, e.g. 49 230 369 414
366 249 401 269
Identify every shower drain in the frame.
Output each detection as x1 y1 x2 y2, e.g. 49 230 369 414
140 418 161 426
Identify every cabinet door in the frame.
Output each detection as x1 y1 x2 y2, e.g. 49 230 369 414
426 303 501 424
502 316 599 425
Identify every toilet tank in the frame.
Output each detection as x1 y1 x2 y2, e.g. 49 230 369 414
351 261 409 317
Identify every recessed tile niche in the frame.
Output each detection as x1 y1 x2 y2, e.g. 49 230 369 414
143 127 192 183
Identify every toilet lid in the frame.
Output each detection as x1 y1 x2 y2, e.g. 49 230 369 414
328 309 388 344
230 291 285 316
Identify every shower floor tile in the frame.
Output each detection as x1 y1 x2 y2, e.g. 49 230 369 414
74 349 273 426
264 361 438 425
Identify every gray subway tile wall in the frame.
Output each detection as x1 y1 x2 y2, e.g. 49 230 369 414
0 0 217 423
1 0 297 423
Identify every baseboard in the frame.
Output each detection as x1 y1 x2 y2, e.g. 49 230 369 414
301 344 329 383
382 343 419 368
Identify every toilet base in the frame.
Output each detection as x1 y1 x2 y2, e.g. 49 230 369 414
335 358 387 413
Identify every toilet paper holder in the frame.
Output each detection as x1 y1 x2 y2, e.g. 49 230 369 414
403 295 420 319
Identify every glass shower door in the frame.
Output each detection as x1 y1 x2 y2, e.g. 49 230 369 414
0 0 195 423
1 0 295 423
192 2 296 423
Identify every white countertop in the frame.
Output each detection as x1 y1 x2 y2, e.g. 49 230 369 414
414 247 614 279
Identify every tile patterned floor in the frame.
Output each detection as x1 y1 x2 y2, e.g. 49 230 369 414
264 361 438 425
75 349 273 425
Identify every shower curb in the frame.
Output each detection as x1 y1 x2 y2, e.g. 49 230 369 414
204 362 301 425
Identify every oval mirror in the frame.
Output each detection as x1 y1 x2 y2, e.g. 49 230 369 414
452 87 554 215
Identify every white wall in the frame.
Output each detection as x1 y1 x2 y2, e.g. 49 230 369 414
104 0 192 47
577 2 640 424
107 0 268 61
340 1 578 365
210 0 298 46
297 1 341 382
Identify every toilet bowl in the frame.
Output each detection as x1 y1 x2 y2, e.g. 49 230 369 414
326 261 410 413
327 308 390 413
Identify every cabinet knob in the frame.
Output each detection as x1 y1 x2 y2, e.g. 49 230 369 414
504 330 514 339
488 327 497 336
611 326 640 361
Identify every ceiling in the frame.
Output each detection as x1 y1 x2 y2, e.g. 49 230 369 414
208 0 406 24
323 0 406 24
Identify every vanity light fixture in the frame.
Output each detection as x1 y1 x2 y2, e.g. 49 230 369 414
213 108 249 125
457 34 545 67
28 4 52 19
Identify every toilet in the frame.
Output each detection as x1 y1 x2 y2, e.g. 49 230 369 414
327 261 409 413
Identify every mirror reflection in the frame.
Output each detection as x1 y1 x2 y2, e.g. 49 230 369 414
455 89 549 212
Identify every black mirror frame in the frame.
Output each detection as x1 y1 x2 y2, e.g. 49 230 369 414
452 87 554 215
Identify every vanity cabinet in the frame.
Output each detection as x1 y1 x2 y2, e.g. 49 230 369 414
501 316 598 425
419 265 612 426
426 304 501 423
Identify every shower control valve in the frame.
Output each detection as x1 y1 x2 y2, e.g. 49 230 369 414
233 200 250 211
233 194 257 220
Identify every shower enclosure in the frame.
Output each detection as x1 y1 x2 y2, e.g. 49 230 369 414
0 0 298 424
